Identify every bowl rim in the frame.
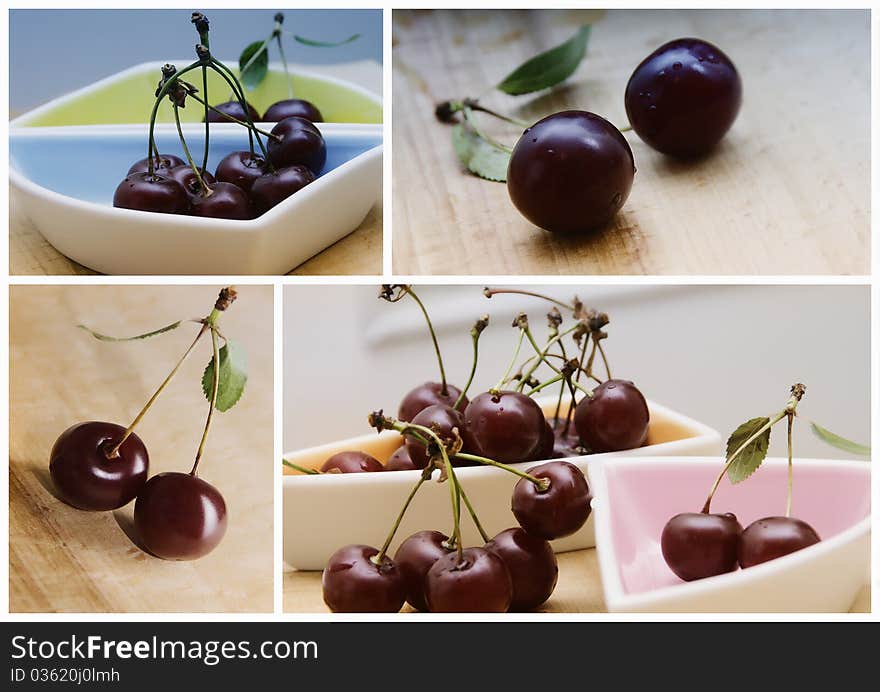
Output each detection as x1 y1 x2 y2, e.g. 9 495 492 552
590 455 871 611
10 59 382 127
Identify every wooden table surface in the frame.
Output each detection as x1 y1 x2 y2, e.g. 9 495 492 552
392 9 870 275
284 550 870 613
10 285 274 613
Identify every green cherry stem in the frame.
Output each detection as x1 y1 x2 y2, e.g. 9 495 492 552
373 475 427 564
455 316 489 409
146 61 202 176
492 326 525 394
282 460 320 475
462 107 513 153
187 92 279 139
453 452 549 489
190 322 220 476
209 58 272 165
201 66 210 173
456 475 489 543
483 287 576 312
276 32 293 99
404 286 448 395
173 104 211 196
597 339 612 380
786 413 794 518
462 98 530 128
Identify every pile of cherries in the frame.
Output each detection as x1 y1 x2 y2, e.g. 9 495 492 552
113 13 326 221
661 384 821 582
48 287 240 561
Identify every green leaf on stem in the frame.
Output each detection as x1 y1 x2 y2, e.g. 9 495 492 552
202 340 248 412
239 40 269 89
810 422 870 456
77 321 183 342
452 124 510 182
497 25 591 96
725 417 771 484
292 33 360 47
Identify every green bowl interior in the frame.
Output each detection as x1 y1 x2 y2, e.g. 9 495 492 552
21 66 382 126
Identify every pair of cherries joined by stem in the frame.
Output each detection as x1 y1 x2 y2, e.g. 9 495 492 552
661 384 821 582
48 287 244 561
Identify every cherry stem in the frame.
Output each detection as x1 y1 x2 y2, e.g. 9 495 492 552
453 452 550 490
597 339 612 380
404 286 447 395
575 335 590 384
190 320 220 476
493 327 525 393
282 460 320 475
276 32 293 100
786 413 794 518
173 104 211 196
455 316 488 409
456 476 489 543
146 61 201 176
462 106 513 153
210 58 272 166
484 287 575 312
527 373 564 395
375 475 427 563
187 92 279 140
462 98 530 128
517 323 579 392
201 66 210 173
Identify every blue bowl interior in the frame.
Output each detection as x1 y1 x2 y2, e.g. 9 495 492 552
10 128 381 206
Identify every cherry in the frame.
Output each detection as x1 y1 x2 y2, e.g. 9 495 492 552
49 422 148 511
263 98 324 123
660 512 743 581
250 165 315 216
424 547 512 613
205 100 261 124
404 404 469 469
398 382 467 422
463 391 546 464
189 182 253 220
533 418 555 461
321 451 384 474
393 530 452 611
322 544 405 613
166 165 216 199
126 154 185 176
113 172 190 214
133 472 227 560
546 417 583 458
385 445 418 471
507 111 635 234
485 527 558 611
215 151 267 193
574 379 649 453
625 38 742 157
266 116 326 173
738 516 820 569
511 461 592 540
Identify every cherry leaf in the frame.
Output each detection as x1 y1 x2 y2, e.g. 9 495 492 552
202 340 248 412
810 422 870 456
497 25 591 96
239 40 269 90
77 320 183 342
292 33 360 48
451 124 510 182
725 416 771 484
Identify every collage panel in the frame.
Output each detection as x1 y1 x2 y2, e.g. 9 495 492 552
282 284 870 613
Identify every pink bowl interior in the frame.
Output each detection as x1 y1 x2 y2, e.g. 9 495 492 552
604 460 871 595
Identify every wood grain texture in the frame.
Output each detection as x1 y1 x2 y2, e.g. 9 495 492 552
392 9 869 275
10 285 274 613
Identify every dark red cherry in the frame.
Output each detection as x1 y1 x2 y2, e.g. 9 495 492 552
113 172 189 214
533 419 555 461
321 451 384 474
507 111 635 234
463 391 546 464
425 547 512 613
574 379 649 453
625 38 742 157
393 530 452 611
398 382 467 422
485 527 558 611
738 516 820 569
322 544 405 613
263 98 323 123
266 116 326 173
404 404 469 469
133 472 227 560
385 445 418 471
205 100 261 124
166 165 216 200
661 512 743 581
511 461 592 540
189 182 252 220
214 151 266 193
49 422 148 511
250 165 315 216
126 154 185 176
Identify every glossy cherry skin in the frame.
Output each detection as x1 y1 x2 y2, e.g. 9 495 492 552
398 382 467 422
738 516 820 569
507 111 635 234
205 100 261 124
322 544 405 613
49 422 148 511
385 445 418 471
126 154 185 176
263 98 323 123
394 530 452 611
250 165 315 216
321 451 384 474
133 472 227 560
463 391 546 464
574 379 649 453
266 116 327 173
189 182 253 220
485 527 558 611
625 38 742 157
425 547 513 613
511 461 592 540
547 417 583 458
214 151 266 193
533 419 555 461
166 165 216 200
404 404 469 469
661 512 743 581
113 172 190 214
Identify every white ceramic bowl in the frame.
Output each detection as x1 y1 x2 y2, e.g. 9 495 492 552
591 456 871 613
283 398 721 570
